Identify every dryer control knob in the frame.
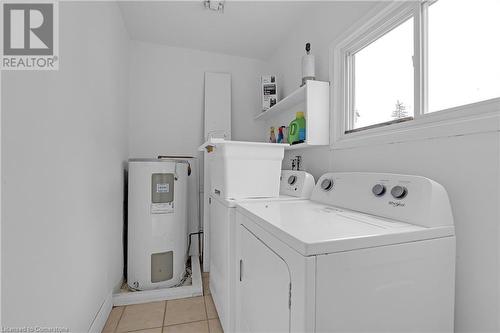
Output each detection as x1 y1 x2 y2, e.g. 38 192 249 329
320 178 334 191
391 185 408 199
288 175 297 185
372 184 386 196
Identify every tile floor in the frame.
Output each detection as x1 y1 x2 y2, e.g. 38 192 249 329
103 273 221 333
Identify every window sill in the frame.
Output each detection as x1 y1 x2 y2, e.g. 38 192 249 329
331 98 500 150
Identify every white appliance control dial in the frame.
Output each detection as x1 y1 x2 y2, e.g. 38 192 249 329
280 170 315 198
372 184 386 196
321 179 334 191
391 185 408 199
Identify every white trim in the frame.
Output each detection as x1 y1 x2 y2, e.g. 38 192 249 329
113 255 203 306
344 5 419 130
420 0 430 115
331 1 415 148
332 98 500 150
413 2 423 118
330 1 500 149
88 292 113 333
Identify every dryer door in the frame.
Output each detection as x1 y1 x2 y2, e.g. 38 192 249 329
238 225 290 333
208 197 230 331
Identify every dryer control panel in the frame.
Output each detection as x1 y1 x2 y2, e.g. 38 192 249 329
311 172 453 228
280 170 315 198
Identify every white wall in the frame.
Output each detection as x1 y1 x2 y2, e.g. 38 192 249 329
1 1 497 331
0 65 3 329
128 40 270 159
127 41 270 253
331 133 500 333
268 1 378 98
1 2 129 331
268 2 500 332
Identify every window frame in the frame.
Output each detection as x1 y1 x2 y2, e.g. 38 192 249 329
344 4 420 131
330 0 500 149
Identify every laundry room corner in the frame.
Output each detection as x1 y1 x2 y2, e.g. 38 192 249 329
1 1 500 332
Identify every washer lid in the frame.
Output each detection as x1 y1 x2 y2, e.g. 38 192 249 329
236 200 455 256
211 194 303 208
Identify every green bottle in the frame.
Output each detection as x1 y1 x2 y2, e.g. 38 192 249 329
288 112 306 144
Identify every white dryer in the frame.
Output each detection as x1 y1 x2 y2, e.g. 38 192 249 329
235 172 456 333
209 170 315 333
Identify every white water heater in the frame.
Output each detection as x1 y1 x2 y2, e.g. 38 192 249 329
128 158 189 290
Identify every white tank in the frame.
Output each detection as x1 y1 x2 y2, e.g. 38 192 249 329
127 158 189 290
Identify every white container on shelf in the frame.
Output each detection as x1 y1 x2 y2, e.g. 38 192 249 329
200 139 286 199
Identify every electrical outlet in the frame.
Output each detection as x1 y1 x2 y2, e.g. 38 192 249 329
291 155 303 171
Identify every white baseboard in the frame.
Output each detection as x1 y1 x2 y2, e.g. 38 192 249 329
88 292 113 333
113 255 203 306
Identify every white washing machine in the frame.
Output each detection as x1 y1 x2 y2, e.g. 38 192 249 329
209 170 315 333
235 172 456 333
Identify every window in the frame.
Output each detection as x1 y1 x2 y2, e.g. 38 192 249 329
428 0 500 112
352 17 414 130
333 0 500 142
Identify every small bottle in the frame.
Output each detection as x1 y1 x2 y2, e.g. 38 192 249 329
288 112 306 145
270 127 276 143
277 126 284 143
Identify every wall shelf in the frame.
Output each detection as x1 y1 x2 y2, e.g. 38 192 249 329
255 80 330 149
285 143 328 150
255 84 306 121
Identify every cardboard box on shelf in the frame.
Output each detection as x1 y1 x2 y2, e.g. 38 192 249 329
261 75 278 112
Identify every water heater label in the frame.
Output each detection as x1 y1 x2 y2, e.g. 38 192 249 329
157 183 170 193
